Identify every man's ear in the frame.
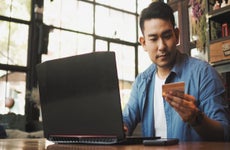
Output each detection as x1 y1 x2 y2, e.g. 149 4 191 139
139 36 147 51
174 28 180 44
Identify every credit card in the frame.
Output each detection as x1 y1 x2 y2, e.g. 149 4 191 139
162 82 185 97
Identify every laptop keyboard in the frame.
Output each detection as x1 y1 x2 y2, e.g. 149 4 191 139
49 136 119 144
49 136 160 145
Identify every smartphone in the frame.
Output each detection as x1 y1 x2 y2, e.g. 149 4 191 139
143 138 179 146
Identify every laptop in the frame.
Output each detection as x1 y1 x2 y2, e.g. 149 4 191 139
36 51 159 145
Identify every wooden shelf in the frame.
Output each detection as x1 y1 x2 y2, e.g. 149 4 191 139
207 1 230 65
208 5 230 23
209 38 230 63
210 36 230 44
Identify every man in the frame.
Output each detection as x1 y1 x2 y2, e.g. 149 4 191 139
123 1 230 141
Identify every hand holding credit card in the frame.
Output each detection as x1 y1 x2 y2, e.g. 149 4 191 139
162 82 185 97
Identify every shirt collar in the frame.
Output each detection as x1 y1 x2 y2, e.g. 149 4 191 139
170 51 187 78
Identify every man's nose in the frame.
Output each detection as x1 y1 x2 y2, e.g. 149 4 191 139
158 38 166 51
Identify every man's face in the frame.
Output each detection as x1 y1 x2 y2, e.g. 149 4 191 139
139 18 179 69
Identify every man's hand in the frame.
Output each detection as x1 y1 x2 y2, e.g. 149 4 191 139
123 125 129 135
163 91 225 141
163 91 199 124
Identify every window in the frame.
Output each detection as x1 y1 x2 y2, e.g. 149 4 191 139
95 6 136 42
96 0 136 12
42 29 93 61
110 43 135 82
0 71 26 115
0 0 156 130
43 0 93 34
95 39 108 51
42 0 153 108
0 21 28 66
0 0 30 117
0 0 31 21
138 45 152 73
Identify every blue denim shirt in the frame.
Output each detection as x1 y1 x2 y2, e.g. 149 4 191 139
123 52 230 141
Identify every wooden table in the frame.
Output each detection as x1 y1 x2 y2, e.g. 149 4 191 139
0 138 230 150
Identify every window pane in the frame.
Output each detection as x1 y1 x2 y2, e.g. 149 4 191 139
96 39 108 51
174 11 179 28
0 21 28 66
189 6 198 42
96 0 136 12
174 11 179 45
110 43 135 109
110 43 135 81
42 29 93 61
76 34 93 54
0 0 31 21
0 71 26 115
191 48 206 60
137 0 152 14
44 0 93 33
138 45 152 73
95 6 136 42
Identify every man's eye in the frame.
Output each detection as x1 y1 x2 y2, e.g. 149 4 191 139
150 38 157 41
163 33 172 39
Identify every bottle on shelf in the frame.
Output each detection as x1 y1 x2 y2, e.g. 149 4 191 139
222 23 229 37
213 0 220 10
221 0 227 7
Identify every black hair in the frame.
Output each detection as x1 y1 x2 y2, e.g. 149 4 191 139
139 1 175 34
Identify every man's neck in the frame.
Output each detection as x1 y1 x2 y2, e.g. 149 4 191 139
157 67 171 80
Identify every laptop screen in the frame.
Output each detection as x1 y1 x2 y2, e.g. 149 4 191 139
37 52 125 141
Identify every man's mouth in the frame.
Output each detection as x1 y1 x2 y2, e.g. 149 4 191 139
156 53 168 59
